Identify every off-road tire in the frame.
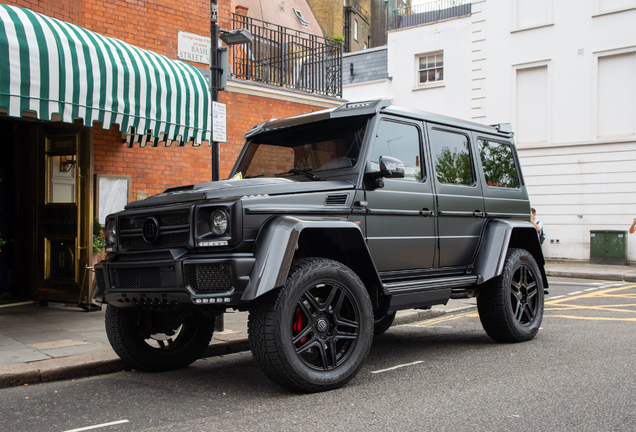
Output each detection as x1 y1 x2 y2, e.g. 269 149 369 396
105 306 215 372
248 258 374 392
477 248 544 342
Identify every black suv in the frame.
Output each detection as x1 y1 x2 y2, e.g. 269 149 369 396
95 99 547 392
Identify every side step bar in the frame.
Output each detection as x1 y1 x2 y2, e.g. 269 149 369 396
384 275 479 312
384 275 479 295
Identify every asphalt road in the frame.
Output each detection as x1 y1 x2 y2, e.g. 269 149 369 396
1 277 635 432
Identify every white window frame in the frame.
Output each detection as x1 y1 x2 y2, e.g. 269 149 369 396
592 47 636 140
293 8 309 27
414 51 444 90
511 60 553 146
354 19 358 41
511 0 554 33
593 0 636 17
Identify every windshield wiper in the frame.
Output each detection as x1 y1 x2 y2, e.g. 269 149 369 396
275 167 321 181
244 174 264 179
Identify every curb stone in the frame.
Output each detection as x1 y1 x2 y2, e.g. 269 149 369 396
546 270 636 283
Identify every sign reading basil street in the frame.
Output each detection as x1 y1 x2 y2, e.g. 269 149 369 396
177 31 211 65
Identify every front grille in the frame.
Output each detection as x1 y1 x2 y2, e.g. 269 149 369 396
187 264 232 293
111 266 177 289
119 210 191 250
121 231 190 248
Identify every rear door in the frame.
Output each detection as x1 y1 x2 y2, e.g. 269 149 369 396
426 123 485 269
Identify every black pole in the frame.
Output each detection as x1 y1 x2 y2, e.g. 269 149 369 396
210 0 220 183
210 0 223 332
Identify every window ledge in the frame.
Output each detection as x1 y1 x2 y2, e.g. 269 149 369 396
511 22 554 33
592 6 636 17
412 82 445 91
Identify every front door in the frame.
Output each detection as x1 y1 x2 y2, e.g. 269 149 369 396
35 124 91 303
365 117 436 272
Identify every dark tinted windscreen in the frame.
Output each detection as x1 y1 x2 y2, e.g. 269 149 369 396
235 117 368 179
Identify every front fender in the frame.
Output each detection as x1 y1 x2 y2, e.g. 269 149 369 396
241 216 381 301
473 219 548 288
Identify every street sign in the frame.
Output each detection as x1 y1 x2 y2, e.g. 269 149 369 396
213 101 226 143
177 31 211 65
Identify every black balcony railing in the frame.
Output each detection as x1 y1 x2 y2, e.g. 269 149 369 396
230 14 343 98
391 0 472 30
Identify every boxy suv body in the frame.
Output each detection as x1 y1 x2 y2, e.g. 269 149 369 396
95 99 547 392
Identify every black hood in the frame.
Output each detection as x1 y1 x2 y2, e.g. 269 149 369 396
125 178 355 209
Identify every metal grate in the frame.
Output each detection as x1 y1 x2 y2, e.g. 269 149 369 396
120 211 190 230
111 266 177 289
392 0 472 30
187 264 233 293
118 210 191 249
121 231 190 249
325 194 348 206
230 14 342 97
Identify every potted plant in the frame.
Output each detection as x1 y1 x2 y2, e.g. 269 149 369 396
92 218 106 264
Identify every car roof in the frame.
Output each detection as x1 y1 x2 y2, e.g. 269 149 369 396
245 99 513 139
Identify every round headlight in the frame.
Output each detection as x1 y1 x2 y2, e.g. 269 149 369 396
106 220 117 244
210 210 229 236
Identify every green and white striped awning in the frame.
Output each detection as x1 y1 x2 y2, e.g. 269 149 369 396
0 4 211 146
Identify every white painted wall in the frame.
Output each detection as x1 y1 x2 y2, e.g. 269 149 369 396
343 78 393 101
381 0 636 261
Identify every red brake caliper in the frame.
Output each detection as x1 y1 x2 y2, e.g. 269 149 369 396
293 307 308 347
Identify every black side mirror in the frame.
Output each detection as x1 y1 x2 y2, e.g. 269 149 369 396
365 156 405 188
379 156 405 179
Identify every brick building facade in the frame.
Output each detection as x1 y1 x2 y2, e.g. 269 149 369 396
0 0 341 302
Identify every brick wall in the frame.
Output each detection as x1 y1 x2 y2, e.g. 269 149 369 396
1 0 83 24
94 92 324 199
306 0 343 40
2 0 232 61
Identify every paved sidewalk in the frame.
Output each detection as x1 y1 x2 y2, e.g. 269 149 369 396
1 258 634 389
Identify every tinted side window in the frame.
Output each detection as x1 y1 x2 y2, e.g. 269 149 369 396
370 120 423 182
429 128 473 186
478 139 520 188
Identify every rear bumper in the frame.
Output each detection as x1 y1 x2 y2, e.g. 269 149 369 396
93 252 255 309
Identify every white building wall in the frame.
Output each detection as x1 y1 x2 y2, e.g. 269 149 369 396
343 78 393 100
384 0 636 261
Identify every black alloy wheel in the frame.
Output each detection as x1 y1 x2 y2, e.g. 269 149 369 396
510 261 540 326
291 280 360 371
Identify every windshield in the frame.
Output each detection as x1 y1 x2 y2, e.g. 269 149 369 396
234 117 369 180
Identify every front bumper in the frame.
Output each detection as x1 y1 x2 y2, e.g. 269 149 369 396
93 250 255 309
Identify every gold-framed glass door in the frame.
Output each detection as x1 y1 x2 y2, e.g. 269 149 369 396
35 124 91 303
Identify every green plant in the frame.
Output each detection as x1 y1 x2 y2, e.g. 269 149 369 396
93 218 106 255
0 232 6 249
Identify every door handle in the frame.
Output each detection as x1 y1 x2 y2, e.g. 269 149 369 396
473 211 485 218
421 209 435 217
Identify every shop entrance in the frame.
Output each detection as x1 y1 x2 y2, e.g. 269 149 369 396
2 118 93 304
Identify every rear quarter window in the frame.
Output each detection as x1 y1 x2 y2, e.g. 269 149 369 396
478 139 520 188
